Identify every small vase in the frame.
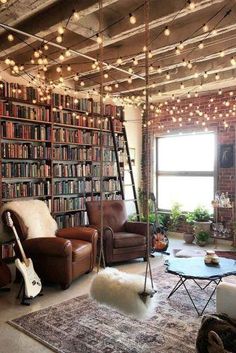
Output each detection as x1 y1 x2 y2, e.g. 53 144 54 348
183 233 195 244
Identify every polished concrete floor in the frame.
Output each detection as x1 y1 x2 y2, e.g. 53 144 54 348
0 235 235 353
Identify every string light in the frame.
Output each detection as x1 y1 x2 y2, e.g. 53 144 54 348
157 66 161 73
117 57 123 65
73 10 80 20
188 1 195 10
187 61 192 69
215 73 220 80
175 47 181 55
164 26 170 36
80 80 85 86
179 41 184 50
128 76 132 84
198 41 204 49
230 57 236 65
7 34 14 42
58 26 64 35
44 44 49 50
203 71 208 78
132 57 138 66
143 45 147 52
180 82 184 89
220 50 225 57
56 35 63 43
129 13 136 24
65 49 71 57
104 73 109 79
67 64 71 72
34 50 40 58
96 34 103 44
203 24 209 32
148 50 153 59
59 53 65 61
166 72 170 80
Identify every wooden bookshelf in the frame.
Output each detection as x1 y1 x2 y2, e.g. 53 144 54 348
0 81 124 250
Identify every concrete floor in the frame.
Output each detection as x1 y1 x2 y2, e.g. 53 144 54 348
0 234 234 353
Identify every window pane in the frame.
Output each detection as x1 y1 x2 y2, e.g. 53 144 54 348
158 176 214 212
158 133 215 171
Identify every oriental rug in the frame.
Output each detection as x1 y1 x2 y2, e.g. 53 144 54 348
8 263 216 353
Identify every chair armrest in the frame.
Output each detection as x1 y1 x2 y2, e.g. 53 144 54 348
216 282 236 319
56 226 98 243
23 237 72 257
125 221 153 236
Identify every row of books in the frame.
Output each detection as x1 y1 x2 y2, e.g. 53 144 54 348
2 142 51 159
2 181 51 199
53 128 92 144
2 162 51 178
54 180 92 195
93 164 118 177
1 122 51 141
92 131 114 146
53 197 85 212
93 179 120 192
53 163 92 177
52 93 92 112
53 111 111 130
53 146 92 161
55 213 86 229
0 82 47 103
92 147 116 162
0 102 50 121
1 243 15 260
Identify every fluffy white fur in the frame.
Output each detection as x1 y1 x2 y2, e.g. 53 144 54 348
90 267 157 319
1 200 57 239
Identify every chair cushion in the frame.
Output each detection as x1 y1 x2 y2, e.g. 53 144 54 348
113 232 146 248
70 239 92 262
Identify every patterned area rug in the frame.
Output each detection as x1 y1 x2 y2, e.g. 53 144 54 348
8 262 216 353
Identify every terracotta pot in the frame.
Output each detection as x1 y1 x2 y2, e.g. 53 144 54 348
193 221 212 235
183 233 195 244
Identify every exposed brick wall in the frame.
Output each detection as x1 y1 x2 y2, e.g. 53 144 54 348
144 89 236 231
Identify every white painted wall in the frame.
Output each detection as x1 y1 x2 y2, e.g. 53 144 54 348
123 105 142 215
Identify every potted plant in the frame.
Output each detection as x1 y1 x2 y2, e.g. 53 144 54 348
186 206 212 235
195 231 210 246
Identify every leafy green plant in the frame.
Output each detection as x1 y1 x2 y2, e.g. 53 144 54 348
195 231 210 244
186 206 211 224
170 202 184 230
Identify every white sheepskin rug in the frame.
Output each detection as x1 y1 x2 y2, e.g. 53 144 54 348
1 200 57 239
90 267 157 319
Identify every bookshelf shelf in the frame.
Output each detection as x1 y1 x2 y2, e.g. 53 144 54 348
2 137 51 143
1 115 52 125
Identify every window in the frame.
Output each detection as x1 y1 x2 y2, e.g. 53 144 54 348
156 132 215 211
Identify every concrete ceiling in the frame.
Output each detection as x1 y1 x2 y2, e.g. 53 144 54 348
0 0 236 101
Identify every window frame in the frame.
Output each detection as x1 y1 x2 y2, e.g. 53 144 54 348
155 131 217 212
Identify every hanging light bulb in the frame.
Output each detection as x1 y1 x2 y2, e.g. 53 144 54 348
80 80 85 86
180 82 184 89
220 50 225 58
198 41 204 49
74 73 79 81
150 64 154 72
166 72 170 80
128 67 133 74
117 57 122 65
129 13 136 24
187 61 192 69
187 92 191 98
34 50 40 58
104 73 109 79
59 76 64 83
73 10 80 20
65 49 71 57
30 58 35 64
67 64 71 72
37 58 43 65
115 83 119 88
44 44 49 50
203 71 208 78
56 65 62 73
203 24 209 32
128 76 132 84
188 1 195 10
7 34 14 42
175 47 181 55
56 35 63 43
157 66 161 73
164 26 170 36
179 41 184 50
148 50 153 59
215 73 220 80
59 53 64 61
143 45 147 52
58 26 64 35
230 57 236 65
43 65 47 72
132 57 138 66
194 72 199 78
96 34 103 44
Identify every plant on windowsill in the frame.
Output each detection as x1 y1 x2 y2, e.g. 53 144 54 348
186 206 212 235
195 231 210 246
169 202 184 231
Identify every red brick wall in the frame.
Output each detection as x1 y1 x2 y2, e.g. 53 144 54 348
147 89 236 229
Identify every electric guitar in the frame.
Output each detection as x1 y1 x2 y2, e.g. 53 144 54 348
6 212 42 298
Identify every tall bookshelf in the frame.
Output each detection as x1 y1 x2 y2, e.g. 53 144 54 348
0 81 125 249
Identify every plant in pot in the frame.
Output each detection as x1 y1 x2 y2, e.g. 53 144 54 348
186 206 212 236
195 231 210 246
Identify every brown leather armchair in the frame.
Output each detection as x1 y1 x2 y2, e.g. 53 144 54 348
86 200 153 265
1 209 98 290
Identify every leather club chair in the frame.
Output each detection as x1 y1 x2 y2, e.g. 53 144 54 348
1 209 98 290
86 200 153 265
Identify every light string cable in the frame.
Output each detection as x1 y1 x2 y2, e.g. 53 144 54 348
97 0 106 272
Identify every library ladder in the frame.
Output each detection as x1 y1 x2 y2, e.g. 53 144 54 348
110 117 140 220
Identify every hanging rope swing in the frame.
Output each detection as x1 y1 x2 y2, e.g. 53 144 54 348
90 0 157 319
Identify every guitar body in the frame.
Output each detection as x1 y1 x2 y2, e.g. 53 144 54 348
15 258 42 298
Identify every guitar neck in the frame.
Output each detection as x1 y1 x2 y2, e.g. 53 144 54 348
11 225 29 266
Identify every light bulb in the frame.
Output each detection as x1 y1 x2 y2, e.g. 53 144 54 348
104 73 109 79
166 72 170 80
34 50 40 58
203 71 208 78
56 35 63 43
128 67 133 74
194 72 199 78
59 76 64 83
74 74 79 81
7 34 14 42
96 34 103 44
148 50 153 58
175 47 180 55
203 24 209 32
44 44 49 50
59 53 64 61
180 82 184 89
128 76 132 84
92 62 97 69
67 65 71 72
37 58 43 65
56 66 62 73
143 45 147 52
65 49 71 57
80 81 85 86
188 1 195 10
132 57 138 66
179 41 184 50
58 26 64 35
150 64 154 72
198 41 204 49
157 66 161 73
73 10 79 20
215 73 220 80
187 61 192 69
117 57 122 65
30 58 35 64
230 57 236 65
164 26 170 36
129 13 136 24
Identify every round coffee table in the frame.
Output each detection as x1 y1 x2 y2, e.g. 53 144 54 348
166 257 236 316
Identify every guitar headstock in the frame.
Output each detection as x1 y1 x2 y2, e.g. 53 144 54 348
6 212 14 228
